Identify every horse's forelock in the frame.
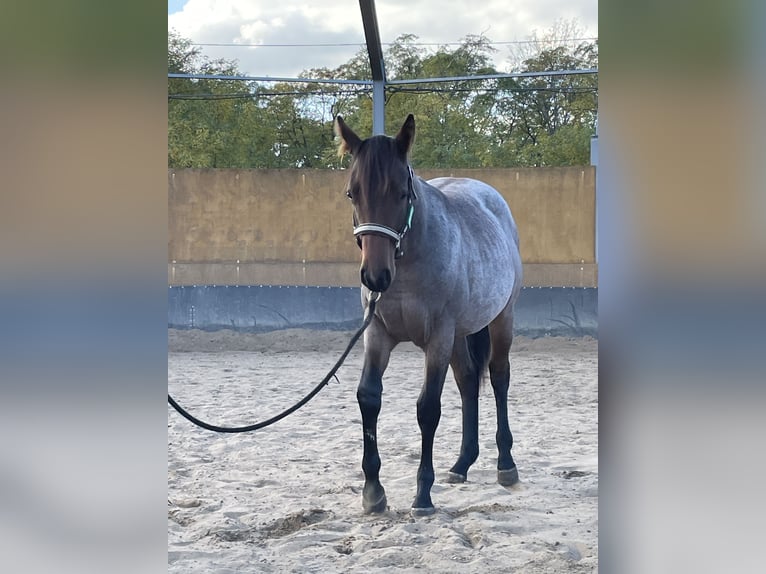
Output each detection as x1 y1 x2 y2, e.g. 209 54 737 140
353 137 406 199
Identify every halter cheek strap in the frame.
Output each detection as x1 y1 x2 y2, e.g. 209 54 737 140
353 166 417 259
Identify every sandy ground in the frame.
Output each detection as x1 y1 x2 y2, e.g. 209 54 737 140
168 329 598 573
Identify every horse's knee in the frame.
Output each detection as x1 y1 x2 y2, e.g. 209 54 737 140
416 393 441 430
357 384 381 414
357 364 383 408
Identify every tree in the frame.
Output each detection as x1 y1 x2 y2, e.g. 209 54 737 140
168 31 264 167
168 27 598 169
492 20 598 166
377 35 501 168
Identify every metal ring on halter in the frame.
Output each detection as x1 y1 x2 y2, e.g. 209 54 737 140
368 290 381 303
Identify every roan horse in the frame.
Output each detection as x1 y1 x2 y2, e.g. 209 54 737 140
335 114 523 516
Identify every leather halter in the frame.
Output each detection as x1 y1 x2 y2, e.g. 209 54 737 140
353 166 417 259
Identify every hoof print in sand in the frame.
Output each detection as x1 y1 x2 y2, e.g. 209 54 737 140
262 509 332 538
334 536 355 555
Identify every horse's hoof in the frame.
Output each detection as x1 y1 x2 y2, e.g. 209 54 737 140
498 466 519 486
411 505 436 517
446 471 466 483
362 493 387 514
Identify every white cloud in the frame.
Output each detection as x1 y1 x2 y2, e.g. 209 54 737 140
168 0 597 77
238 21 271 43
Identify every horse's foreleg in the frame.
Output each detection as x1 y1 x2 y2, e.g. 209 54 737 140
357 328 394 514
412 336 452 516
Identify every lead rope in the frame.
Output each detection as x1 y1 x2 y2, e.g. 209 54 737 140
168 292 380 433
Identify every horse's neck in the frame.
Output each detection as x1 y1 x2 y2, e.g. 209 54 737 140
401 178 446 263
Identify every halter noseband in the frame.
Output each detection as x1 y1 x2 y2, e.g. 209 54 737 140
353 166 417 259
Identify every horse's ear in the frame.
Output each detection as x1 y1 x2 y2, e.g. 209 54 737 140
395 114 416 158
334 115 362 157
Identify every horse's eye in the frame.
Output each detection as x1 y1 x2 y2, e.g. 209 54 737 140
346 190 352 199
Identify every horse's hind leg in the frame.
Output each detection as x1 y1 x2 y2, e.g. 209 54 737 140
489 302 519 486
446 328 489 483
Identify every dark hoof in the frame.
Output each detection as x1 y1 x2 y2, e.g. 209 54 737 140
446 471 466 483
362 489 387 514
498 466 519 486
411 505 436 517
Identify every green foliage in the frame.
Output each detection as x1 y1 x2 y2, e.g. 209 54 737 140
168 29 597 169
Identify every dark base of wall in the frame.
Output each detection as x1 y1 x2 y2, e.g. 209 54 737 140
168 286 597 338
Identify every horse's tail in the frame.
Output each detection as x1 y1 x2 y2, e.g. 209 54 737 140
466 326 491 384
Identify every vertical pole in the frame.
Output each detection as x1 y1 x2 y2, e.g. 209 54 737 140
359 0 386 135
372 80 385 135
591 115 598 264
752 1 766 248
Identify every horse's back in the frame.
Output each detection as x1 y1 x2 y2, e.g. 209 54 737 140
425 177 523 328
427 176 520 254
427 177 517 236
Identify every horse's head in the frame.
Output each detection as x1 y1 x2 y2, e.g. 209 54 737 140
335 114 417 293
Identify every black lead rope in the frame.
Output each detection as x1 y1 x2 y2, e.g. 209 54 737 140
168 293 379 433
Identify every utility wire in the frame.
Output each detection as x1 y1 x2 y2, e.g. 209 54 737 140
192 37 598 48
169 90 371 100
169 85 596 101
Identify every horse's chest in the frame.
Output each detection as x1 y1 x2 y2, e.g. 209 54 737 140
376 299 431 347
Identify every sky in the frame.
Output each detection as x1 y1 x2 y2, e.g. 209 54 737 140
168 0 597 78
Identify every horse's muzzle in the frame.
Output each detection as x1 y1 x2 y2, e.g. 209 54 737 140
360 266 391 293
359 234 396 292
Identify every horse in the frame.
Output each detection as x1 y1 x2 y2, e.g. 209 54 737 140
334 114 523 516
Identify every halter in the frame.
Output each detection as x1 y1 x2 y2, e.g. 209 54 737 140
353 166 417 259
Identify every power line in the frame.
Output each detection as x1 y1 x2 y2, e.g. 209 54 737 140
387 69 597 86
389 86 597 94
193 42 364 48
168 86 596 102
168 69 598 86
168 72 370 85
191 37 598 49
169 90 371 100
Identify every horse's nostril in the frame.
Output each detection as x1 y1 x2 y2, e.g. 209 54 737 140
360 266 391 292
